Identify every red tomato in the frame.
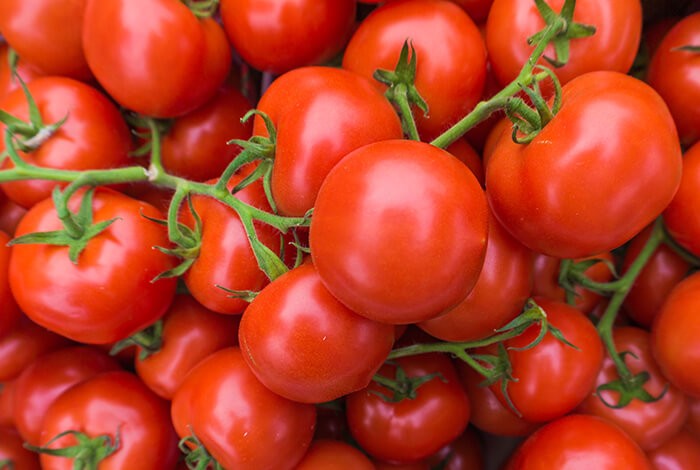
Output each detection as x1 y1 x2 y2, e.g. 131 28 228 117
505 414 652 469
310 139 489 324
134 294 240 400
346 353 471 464
663 140 700 257
0 426 40 470
688 396 700 439
0 231 20 338
577 327 689 451
453 0 494 23
9 188 177 344
253 65 403 217
82 0 231 117
0 381 15 427
425 427 485 470
0 77 133 208
239 263 395 403
295 439 375 470
0 43 45 100
486 71 682 258
38 371 179 470
219 0 355 74
12 345 122 446
646 429 700 470
342 0 487 139
647 12 700 146
171 347 316 470
651 271 700 397
445 138 485 186
0 190 27 236
486 0 642 90
418 212 533 342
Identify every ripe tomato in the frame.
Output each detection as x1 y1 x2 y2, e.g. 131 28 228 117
663 139 700 257
38 371 179 470
646 429 700 469
239 263 395 403
486 71 682 258
310 139 488 324
0 381 15 427
9 188 177 344
82 0 231 117
346 353 471 464
253 65 403 217
688 396 700 439
295 439 375 470
453 0 494 23
171 347 316 470
219 0 355 74
505 414 652 469
0 230 20 338
342 0 487 139
0 426 40 470
0 190 26 236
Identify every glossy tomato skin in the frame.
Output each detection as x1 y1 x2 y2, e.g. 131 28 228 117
12 345 122 446
647 429 700 470
663 140 700 257
135 294 240 400
577 327 689 451
239 263 395 403
38 371 179 470
0 231 20 338
342 0 487 139
310 139 489 324
0 426 41 470
647 12 700 146
688 396 700 439
346 353 471 464
0 77 133 208
83 0 231 117
505 414 652 469
9 188 177 344
0 0 91 80
220 0 355 74
651 271 700 397
295 439 375 470
486 71 682 258
171 347 316 470
0 381 15 427
253 66 403 217
486 0 642 89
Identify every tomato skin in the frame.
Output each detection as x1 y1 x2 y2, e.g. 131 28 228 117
82 0 231 117
295 439 375 470
310 139 489 324
9 188 177 344
342 0 487 139
646 429 700 470
0 426 41 470
0 380 15 427
253 66 403 217
486 0 642 89
39 370 179 470
12 345 122 446
647 12 700 146
171 347 316 470
688 396 700 439
505 414 652 469
0 231 20 338
651 271 700 397
486 71 682 258
453 0 494 23
0 77 133 209
220 0 355 74
663 140 700 257
346 353 471 464
239 263 395 404
577 327 689 451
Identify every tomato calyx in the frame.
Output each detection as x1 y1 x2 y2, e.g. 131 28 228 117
178 429 224 470
0 458 12 469
371 361 446 402
595 351 668 409
671 44 700 53
24 428 121 470
110 319 164 361
123 112 174 158
557 256 618 304
180 0 220 19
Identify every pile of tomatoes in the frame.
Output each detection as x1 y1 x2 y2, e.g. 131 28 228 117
1 0 700 468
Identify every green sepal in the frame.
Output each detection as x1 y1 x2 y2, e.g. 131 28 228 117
595 352 668 409
373 40 428 115
0 459 14 470
24 428 121 470
371 361 446 403
472 344 522 417
673 45 700 53
215 285 259 303
179 428 224 470
110 319 164 361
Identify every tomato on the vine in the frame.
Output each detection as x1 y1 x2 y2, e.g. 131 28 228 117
663 139 700 257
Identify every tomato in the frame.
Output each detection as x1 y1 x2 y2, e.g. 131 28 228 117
647 12 700 146
504 414 652 469
0 43 45 100
239 263 395 403
453 0 494 23
489 297 604 422
0 426 40 470
82 0 231 118
0 230 20 338
171 347 316 470
346 353 471 464
425 427 485 470
253 65 403 217
134 294 240 400
0 76 133 208
688 396 700 439
445 138 485 186
9 188 177 344
219 0 355 74
486 0 642 90
646 429 700 470
0 190 26 235
12 345 122 446
576 327 689 451
342 0 487 139
418 212 533 342
0 381 14 427
486 71 682 258
663 140 700 257
651 271 700 397
295 439 375 470
310 139 488 324
38 370 179 470
0 0 91 80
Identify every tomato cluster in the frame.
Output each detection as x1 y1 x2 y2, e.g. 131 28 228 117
1 0 700 469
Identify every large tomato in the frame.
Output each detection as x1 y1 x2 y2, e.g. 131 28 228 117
9 188 177 344
663 139 700 257
310 139 488 324
82 0 231 117
486 71 682 258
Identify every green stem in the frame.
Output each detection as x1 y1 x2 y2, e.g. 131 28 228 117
393 83 421 141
